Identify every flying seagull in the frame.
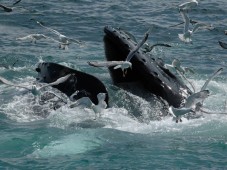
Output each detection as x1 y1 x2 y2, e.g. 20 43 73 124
142 43 171 53
178 10 212 43
69 93 107 119
169 106 194 123
0 74 72 96
184 90 210 109
88 28 150 76
16 34 50 43
164 58 194 75
35 20 84 50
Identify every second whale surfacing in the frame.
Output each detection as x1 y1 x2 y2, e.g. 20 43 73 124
35 62 109 106
103 26 192 108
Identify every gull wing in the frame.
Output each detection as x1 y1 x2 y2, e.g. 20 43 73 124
0 76 31 91
0 4 11 12
192 23 209 33
67 38 84 45
184 90 210 108
88 61 124 68
176 69 195 93
179 0 198 10
16 35 32 40
37 21 62 37
169 106 192 117
180 10 190 33
145 43 171 52
13 0 22 5
218 41 227 49
69 97 93 108
39 74 72 90
126 28 150 62
201 68 223 91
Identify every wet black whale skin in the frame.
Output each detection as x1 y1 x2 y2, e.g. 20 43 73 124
103 25 191 107
35 62 109 106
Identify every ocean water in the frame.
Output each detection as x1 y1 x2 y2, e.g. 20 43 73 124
0 0 227 169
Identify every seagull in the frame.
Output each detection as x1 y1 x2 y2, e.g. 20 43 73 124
178 0 198 11
69 93 107 119
88 61 132 77
0 74 72 96
169 106 194 123
88 29 150 76
178 10 212 43
142 43 171 53
225 30 227 35
16 34 50 43
218 41 227 49
164 58 194 75
35 20 84 50
184 90 210 109
186 68 223 113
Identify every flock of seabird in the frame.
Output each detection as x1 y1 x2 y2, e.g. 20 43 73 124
0 0 226 122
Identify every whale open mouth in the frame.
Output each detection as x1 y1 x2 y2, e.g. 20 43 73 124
103 26 191 108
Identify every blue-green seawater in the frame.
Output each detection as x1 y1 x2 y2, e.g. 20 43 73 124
0 0 227 169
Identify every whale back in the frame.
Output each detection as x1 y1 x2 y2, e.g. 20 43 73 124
35 62 109 106
103 26 191 107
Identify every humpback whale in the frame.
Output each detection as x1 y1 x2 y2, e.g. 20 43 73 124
102 26 192 108
35 62 109 106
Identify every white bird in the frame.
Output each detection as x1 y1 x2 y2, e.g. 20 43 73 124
184 90 210 109
88 61 132 77
164 59 195 92
178 0 198 11
0 74 72 96
88 29 150 76
16 34 49 43
178 10 212 43
142 43 171 53
218 41 227 49
165 58 194 75
36 21 84 50
69 93 107 119
169 106 194 123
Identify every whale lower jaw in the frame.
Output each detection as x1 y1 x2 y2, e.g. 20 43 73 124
103 26 191 108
